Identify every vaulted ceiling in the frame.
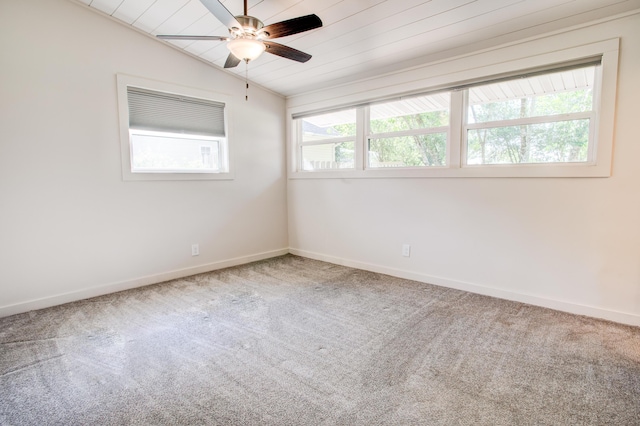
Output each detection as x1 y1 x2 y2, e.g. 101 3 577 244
77 0 640 97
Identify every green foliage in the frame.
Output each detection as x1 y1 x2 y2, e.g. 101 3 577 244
369 134 446 167
467 120 589 164
367 110 448 167
321 123 355 138
469 89 592 123
334 141 355 165
467 89 592 164
370 110 449 133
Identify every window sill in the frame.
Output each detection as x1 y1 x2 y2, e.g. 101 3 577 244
123 171 235 181
288 162 610 179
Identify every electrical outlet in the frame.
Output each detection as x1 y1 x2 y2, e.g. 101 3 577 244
191 244 199 256
402 244 411 257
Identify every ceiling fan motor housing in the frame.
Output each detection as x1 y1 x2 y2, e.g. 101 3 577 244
231 15 265 38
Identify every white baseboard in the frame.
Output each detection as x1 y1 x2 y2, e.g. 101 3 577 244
289 248 640 327
0 248 289 318
5 247 638 327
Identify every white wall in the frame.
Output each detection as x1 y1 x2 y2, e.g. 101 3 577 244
2 0 638 326
0 0 288 315
287 13 640 326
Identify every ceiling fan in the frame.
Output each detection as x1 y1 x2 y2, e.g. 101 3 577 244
157 0 323 68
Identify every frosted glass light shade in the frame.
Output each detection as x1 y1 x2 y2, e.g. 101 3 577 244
227 38 265 61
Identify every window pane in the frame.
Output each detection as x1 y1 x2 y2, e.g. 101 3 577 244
370 93 450 133
369 133 447 168
466 119 590 165
468 67 595 123
301 142 355 170
301 110 356 142
131 132 221 172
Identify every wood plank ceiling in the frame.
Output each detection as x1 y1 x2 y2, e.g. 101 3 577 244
77 0 640 97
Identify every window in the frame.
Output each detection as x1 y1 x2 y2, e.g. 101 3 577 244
368 93 450 168
298 109 356 171
293 93 452 173
129 130 222 173
117 75 232 181
464 66 596 166
289 43 618 179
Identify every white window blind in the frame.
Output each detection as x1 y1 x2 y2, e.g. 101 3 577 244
127 87 226 137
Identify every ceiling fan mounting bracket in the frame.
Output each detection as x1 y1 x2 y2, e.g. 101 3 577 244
233 15 264 33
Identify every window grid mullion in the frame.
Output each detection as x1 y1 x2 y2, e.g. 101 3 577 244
358 107 368 170
295 119 302 171
299 136 355 146
449 91 464 168
465 111 593 130
587 64 602 163
368 126 449 140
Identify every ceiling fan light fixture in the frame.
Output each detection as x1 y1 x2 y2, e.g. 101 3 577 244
227 37 265 62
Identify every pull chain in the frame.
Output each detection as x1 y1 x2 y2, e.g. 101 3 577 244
245 60 249 102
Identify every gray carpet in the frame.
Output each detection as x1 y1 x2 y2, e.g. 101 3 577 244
1 255 639 425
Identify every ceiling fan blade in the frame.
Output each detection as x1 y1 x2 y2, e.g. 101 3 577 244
264 41 312 63
157 35 228 41
200 0 242 30
261 14 322 39
224 53 242 69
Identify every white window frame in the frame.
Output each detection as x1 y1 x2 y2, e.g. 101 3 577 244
287 39 619 179
460 65 600 168
116 74 234 181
